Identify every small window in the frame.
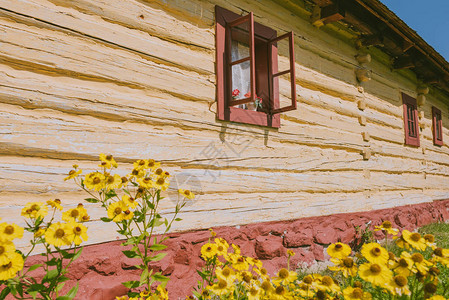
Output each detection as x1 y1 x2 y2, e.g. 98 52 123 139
432 106 443 146
215 6 297 128
402 93 420 147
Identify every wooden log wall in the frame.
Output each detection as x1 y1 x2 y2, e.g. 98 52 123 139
1 0 449 251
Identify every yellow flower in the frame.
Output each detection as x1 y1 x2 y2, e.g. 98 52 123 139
105 174 122 190
247 257 263 269
0 252 24 280
361 243 389 265
64 169 82 181
392 256 413 277
178 189 195 200
230 255 249 271
45 222 72 247
433 247 449 267
155 285 168 300
99 153 118 168
133 159 149 170
208 278 234 296
214 238 229 257
316 275 340 293
201 243 218 260
374 221 399 235
270 285 292 300
358 262 392 287
401 230 427 251
342 287 372 300
259 280 274 295
62 205 88 222
21 202 48 219
47 199 63 210
427 296 446 300
329 257 357 278
107 201 132 222
247 286 261 300
153 176 169 191
0 240 15 265
69 222 88 245
122 195 138 209
215 266 236 284
424 234 437 249
0 223 24 242
137 177 154 189
273 268 297 285
401 252 432 274
287 249 295 257
147 159 160 170
34 227 46 238
327 242 351 259
129 168 145 179
84 172 106 191
394 235 411 250
385 275 410 296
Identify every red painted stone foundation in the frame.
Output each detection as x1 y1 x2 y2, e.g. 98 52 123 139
18 199 449 299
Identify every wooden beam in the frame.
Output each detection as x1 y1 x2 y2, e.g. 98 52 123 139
320 1 345 24
393 55 415 70
359 35 383 48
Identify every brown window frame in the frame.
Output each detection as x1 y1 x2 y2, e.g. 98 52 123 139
402 92 420 147
432 106 443 146
215 6 296 128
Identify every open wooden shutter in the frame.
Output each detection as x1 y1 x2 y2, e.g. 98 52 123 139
268 31 296 115
226 12 256 107
432 106 443 146
402 93 420 147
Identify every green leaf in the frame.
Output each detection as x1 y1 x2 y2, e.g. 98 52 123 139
175 218 182 221
42 269 59 283
84 198 99 203
72 248 83 261
139 268 149 285
152 273 169 287
65 283 78 299
149 244 167 251
27 264 42 272
122 250 139 258
145 252 167 263
56 282 66 293
100 217 112 222
122 280 140 289
60 250 75 259
0 286 10 299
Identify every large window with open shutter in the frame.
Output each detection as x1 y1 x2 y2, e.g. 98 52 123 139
402 93 420 147
215 6 297 128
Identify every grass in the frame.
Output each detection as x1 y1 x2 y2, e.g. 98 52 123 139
418 222 449 248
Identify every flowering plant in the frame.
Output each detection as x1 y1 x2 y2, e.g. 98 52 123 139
67 154 193 298
193 221 449 299
231 89 263 109
0 198 88 299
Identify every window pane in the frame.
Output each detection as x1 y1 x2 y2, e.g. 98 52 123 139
231 60 251 108
231 40 249 63
436 113 442 139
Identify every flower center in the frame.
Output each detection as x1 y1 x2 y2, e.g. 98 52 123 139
206 246 211 251
148 160 155 167
249 287 258 296
222 267 231 277
93 177 101 184
260 280 271 291
218 246 223 252
335 243 343 251
3 262 12 269
411 253 424 263
303 275 313 284
322 276 333 286
352 288 363 298
353 281 363 288
4 225 14 235
371 247 381 256
430 266 440 276
106 155 113 161
316 290 326 300
394 275 407 287
31 204 39 211
217 279 227 289
343 257 354 268
114 207 122 215
74 227 82 234
157 178 165 185
369 264 381 274
143 178 151 183
55 229 65 238
139 160 145 166
279 268 289 279
398 258 409 267
55 199 61 204
434 248 443 257
121 177 128 183
260 268 267 275
82 215 90 222
382 221 392 228
410 233 421 242
107 176 115 184
124 210 131 216
424 283 437 294
132 169 139 175
237 257 244 263
184 190 191 196
155 168 163 175
424 234 435 243
275 286 285 295
70 210 79 218
69 170 75 176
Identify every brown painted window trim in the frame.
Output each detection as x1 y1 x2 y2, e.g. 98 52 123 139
215 6 296 128
402 92 420 147
432 106 443 146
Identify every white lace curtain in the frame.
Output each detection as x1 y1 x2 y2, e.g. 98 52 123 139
231 41 250 108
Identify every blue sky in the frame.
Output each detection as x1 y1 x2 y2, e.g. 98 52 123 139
380 0 449 61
